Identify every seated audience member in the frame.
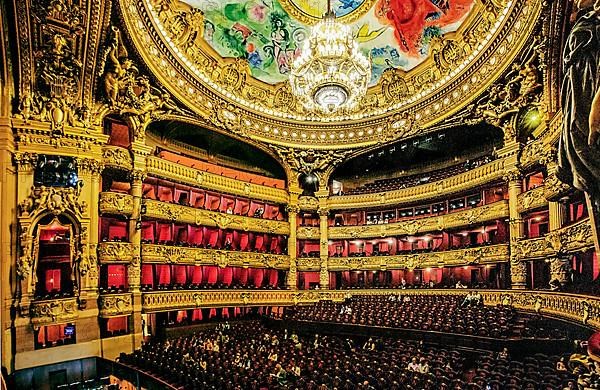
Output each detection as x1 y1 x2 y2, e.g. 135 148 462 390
455 280 467 289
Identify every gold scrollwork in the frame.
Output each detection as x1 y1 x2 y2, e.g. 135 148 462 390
30 297 78 326
99 293 133 317
99 192 134 216
141 244 290 269
19 185 87 218
97 242 134 263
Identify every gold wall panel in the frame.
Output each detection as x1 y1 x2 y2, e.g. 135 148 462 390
516 186 548 214
146 157 288 204
30 297 78 327
328 159 506 210
99 293 133 318
102 145 132 171
98 242 135 263
99 192 134 216
141 244 290 269
143 199 289 235
325 244 509 271
329 201 509 239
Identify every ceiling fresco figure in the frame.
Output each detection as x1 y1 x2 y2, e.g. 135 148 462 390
185 0 474 85
558 0 600 251
375 0 473 56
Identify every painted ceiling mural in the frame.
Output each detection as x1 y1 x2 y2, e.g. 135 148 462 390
182 0 475 86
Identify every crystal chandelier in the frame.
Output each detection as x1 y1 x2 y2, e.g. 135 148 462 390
289 1 371 114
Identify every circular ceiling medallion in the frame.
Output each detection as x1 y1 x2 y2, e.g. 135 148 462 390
279 0 376 24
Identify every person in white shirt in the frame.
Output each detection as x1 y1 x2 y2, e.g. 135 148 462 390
407 357 421 372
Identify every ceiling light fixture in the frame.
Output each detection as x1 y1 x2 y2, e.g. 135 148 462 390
289 0 371 114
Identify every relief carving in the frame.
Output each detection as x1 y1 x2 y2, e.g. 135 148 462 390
19 185 87 218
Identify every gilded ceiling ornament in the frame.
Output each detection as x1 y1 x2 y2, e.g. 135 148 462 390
98 27 184 141
125 0 540 147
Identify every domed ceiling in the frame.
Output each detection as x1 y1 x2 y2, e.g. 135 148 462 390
182 0 474 86
121 0 542 148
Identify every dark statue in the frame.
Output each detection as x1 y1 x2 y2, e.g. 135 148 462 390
558 0 600 194
558 0 600 249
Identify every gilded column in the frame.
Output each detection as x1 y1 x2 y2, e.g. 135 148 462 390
0 121 16 373
77 159 103 296
506 169 527 289
286 202 299 289
318 206 329 289
128 169 145 291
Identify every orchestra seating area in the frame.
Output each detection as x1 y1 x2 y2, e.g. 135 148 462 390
342 156 495 195
287 295 565 340
119 321 576 390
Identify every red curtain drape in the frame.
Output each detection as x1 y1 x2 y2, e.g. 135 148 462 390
141 265 153 286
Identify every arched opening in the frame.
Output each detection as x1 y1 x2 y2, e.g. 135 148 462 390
32 215 78 300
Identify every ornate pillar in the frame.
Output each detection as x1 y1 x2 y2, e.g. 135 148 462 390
286 201 299 289
318 206 329 289
506 169 527 289
128 169 145 291
77 159 103 296
1 123 16 373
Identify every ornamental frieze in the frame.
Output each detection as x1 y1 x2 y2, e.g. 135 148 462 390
99 192 134 216
99 293 133 317
97 242 135 263
328 245 509 271
516 186 548 213
30 297 78 326
140 244 290 269
145 157 288 204
142 199 289 235
102 145 133 171
329 201 509 239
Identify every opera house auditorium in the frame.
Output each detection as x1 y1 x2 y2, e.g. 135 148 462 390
2 0 600 389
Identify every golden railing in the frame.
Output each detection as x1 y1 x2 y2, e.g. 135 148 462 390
325 244 509 271
145 157 289 204
514 218 595 260
143 199 289 235
141 244 290 269
328 159 506 210
140 288 600 330
98 293 134 318
30 297 78 326
328 201 509 239
516 186 548 214
98 242 136 263
102 145 133 171
99 192 134 216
